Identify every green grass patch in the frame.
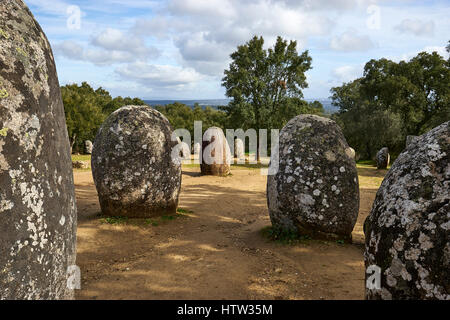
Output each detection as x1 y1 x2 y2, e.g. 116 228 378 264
72 154 91 162
356 159 376 166
177 207 194 214
99 216 128 225
98 208 192 227
260 226 311 245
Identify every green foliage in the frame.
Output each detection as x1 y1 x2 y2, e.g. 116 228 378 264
222 36 314 135
260 226 311 245
332 45 450 160
155 102 227 138
61 82 146 153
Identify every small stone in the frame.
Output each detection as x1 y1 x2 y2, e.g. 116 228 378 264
376 147 390 169
201 127 231 176
72 160 90 169
85 140 93 154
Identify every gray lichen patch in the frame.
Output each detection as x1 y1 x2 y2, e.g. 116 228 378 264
0 0 77 300
364 121 449 300
267 115 359 241
92 105 181 218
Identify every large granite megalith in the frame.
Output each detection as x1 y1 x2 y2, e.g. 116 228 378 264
91 105 181 217
267 115 359 241
0 0 77 299
364 121 449 300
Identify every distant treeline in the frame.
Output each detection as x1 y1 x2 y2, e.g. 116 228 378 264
61 82 324 153
62 37 450 160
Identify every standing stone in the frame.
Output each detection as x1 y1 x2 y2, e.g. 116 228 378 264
364 121 449 300
0 0 77 299
201 127 231 176
376 147 390 169
84 140 93 154
234 138 245 159
92 105 181 218
267 115 359 241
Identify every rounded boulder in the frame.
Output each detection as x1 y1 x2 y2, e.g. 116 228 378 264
91 105 181 217
267 115 359 240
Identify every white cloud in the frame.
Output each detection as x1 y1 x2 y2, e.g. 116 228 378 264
332 64 363 82
54 28 160 66
115 62 204 89
394 19 435 36
91 28 159 58
393 45 450 62
330 30 375 52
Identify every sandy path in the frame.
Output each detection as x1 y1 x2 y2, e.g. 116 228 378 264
74 165 383 300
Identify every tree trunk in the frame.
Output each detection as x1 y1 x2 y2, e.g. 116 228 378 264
70 133 76 154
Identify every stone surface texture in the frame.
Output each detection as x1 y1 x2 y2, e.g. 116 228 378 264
0 0 77 300
364 121 449 300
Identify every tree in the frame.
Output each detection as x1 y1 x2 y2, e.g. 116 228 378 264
361 52 450 135
331 44 450 160
61 82 147 153
222 36 312 159
331 79 403 159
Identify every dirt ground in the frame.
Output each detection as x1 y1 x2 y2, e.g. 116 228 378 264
74 164 386 300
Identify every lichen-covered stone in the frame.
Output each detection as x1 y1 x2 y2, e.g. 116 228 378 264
72 160 89 169
267 115 359 240
84 140 93 154
234 138 245 159
0 0 77 299
376 147 390 169
364 121 449 300
406 135 418 147
92 105 181 217
201 127 231 176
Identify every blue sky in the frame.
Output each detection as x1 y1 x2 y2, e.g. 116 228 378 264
27 0 450 100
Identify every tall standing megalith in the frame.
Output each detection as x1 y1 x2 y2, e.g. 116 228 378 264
91 105 181 218
0 1 77 299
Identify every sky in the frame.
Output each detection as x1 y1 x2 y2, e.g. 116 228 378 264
27 0 450 100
